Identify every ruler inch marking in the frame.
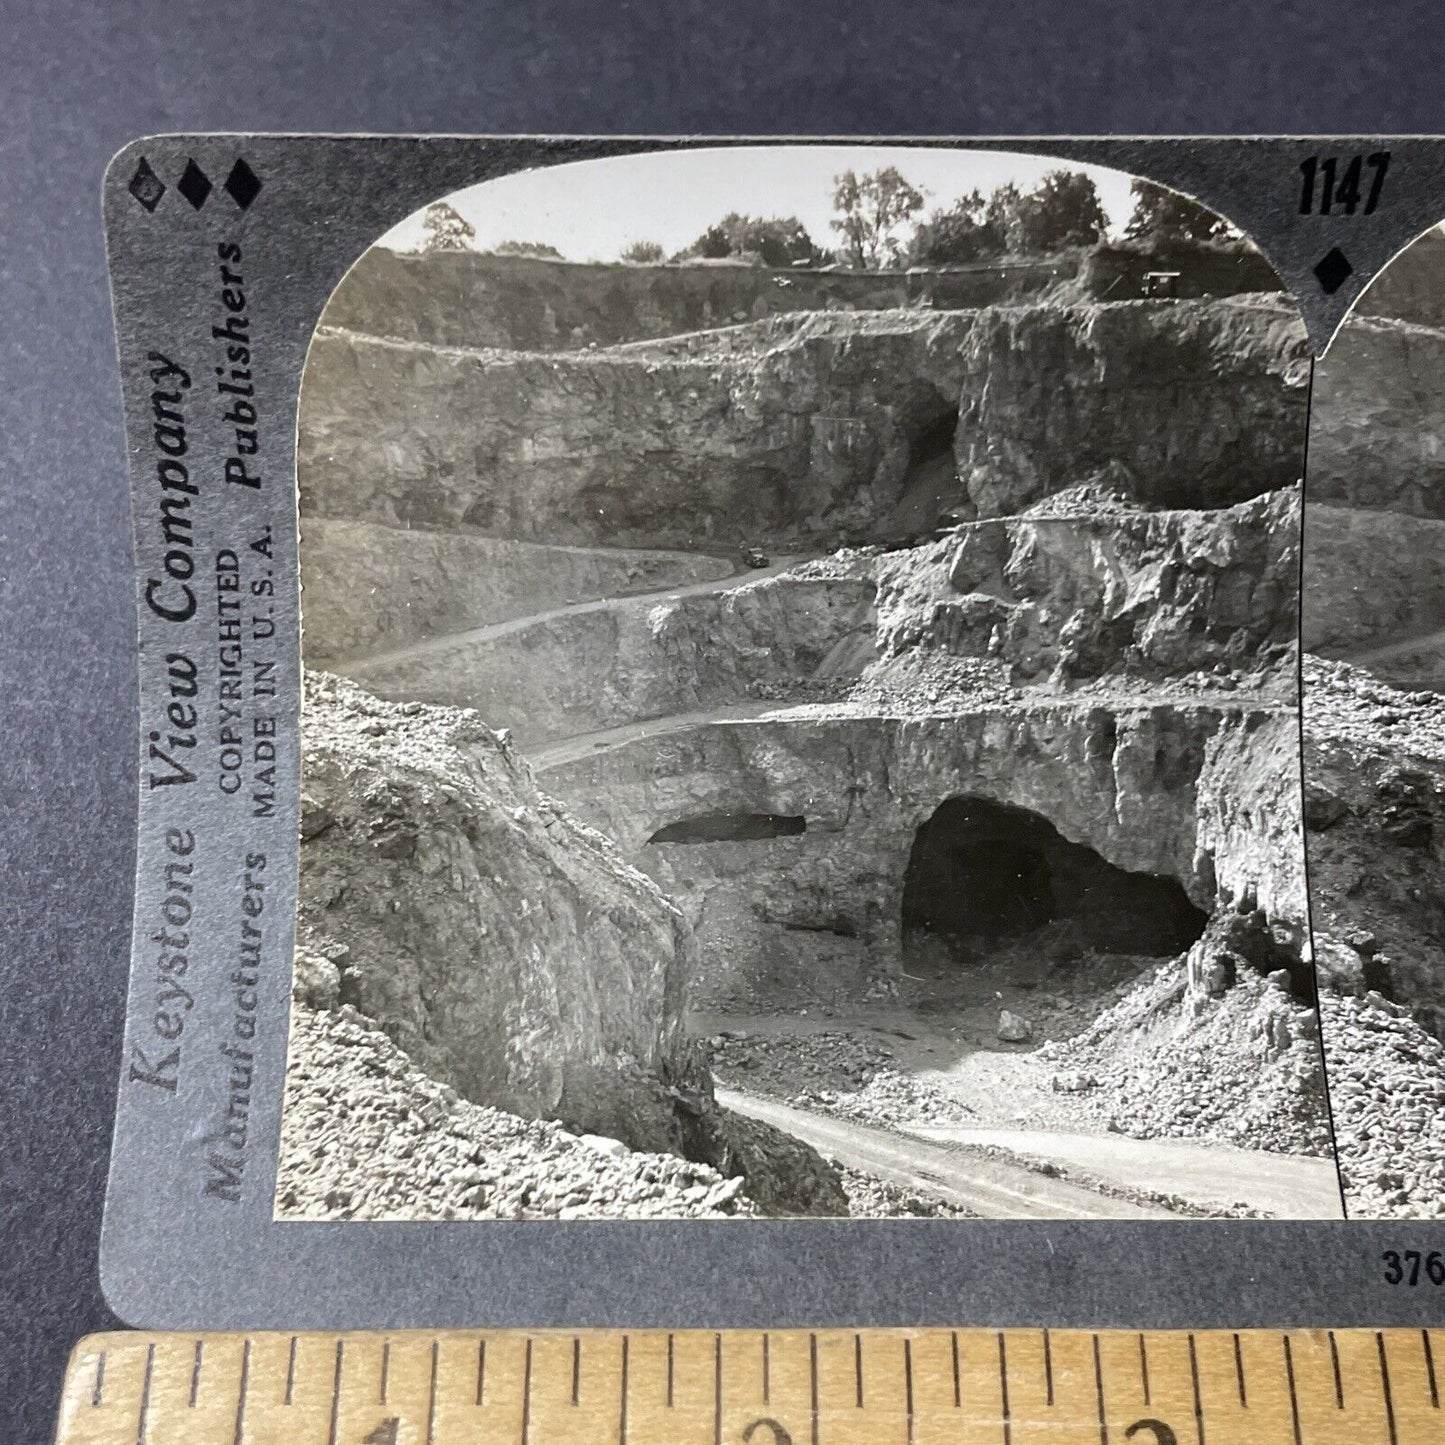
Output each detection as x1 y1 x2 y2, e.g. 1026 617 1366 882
283 1336 296 1407
713 1333 722 1445
380 1339 390 1405
1377 1331 1399 1445
1043 1328 1053 1407
572 1336 581 1406
230 1339 251 1445
1138 1332 1151 1406
326 1338 344 1445
904 1336 915 1445
1328 1330 1343 1408
1232 1333 1246 1408
91 1352 105 1408
425 1337 440 1445
667 1333 674 1408
854 1333 864 1408
809 1332 820 1445
522 1337 533 1445
1424 1329 1440 1408
476 1337 486 1406
190 1340 204 1409
1187 1333 1204 1445
762 1331 770 1405
952 1331 961 1409
135 1342 155 1445
619 1335 630 1445
997 1332 1010 1445
1093 1334 1108 1445
1282 1335 1302 1445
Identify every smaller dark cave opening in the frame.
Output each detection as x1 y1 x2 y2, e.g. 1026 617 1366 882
901 796 1207 960
647 812 807 845
907 404 961 473
883 386 966 543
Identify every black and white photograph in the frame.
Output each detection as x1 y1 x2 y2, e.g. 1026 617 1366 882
1303 221 1445 1218
275 145 1341 1222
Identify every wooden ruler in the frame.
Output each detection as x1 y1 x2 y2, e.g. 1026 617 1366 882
56 1329 1444 1444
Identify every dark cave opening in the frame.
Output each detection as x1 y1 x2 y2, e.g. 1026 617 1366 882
648 811 807 845
907 404 960 472
901 796 1208 958
886 389 965 543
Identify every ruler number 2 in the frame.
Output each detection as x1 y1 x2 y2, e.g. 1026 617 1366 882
1300 152 1389 216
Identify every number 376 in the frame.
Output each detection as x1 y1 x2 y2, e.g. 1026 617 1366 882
1382 1249 1445 1285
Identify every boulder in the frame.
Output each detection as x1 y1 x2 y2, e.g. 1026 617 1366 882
997 1010 1034 1042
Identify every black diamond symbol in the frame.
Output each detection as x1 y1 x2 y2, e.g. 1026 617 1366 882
177 159 212 209
1314 246 1353 296
128 158 165 211
223 158 261 210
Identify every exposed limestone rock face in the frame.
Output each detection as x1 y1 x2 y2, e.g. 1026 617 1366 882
1303 505 1445 661
1306 316 1445 518
886 488 1299 688
346 570 877 750
1300 314 1445 690
318 247 1074 352
538 702 1304 1005
301 517 733 664
953 300 1311 516
1356 227 1445 328
298 670 711 1153
299 301 1310 557
298 312 975 551
297 671 846 1212
1303 658 1445 1032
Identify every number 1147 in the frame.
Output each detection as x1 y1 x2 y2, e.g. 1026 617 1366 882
1300 152 1389 216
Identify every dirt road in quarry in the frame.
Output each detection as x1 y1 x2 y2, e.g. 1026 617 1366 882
1343 624 1445 674
337 552 809 676
702 1003 1343 1221
716 1089 1179 1219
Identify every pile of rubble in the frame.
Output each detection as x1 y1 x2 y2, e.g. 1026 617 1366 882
710 1029 895 1097
1040 962 1333 1156
1322 992 1445 1218
278 1006 759 1220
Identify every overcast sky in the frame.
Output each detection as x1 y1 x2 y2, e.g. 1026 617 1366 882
379 146 1148 260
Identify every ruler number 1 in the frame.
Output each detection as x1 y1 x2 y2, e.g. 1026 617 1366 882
1300 151 1389 216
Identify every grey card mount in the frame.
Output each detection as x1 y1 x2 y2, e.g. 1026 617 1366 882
100 135 1445 1330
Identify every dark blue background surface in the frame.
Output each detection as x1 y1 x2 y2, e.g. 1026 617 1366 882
2 3 1441 1439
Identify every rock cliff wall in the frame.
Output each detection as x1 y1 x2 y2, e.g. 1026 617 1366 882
297 672 711 1152
1306 316 1445 518
302 518 733 665
891 488 1299 687
953 300 1311 516
299 301 1310 559
1304 659 1445 1030
320 247 1076 352
346 570 877 749
538 701 1303 1004
1301 312 1445 684
1356 226 1445 328
1303 504 1445 658
299 311 974 551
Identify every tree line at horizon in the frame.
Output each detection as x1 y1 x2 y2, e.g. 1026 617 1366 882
417 166 1239 269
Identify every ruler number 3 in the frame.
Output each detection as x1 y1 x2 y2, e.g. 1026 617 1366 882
1300 152 1389 216
1126 1422 1179 1445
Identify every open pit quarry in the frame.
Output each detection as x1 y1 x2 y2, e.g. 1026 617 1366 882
278 248 1344 1221
1302 229 1445 1218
